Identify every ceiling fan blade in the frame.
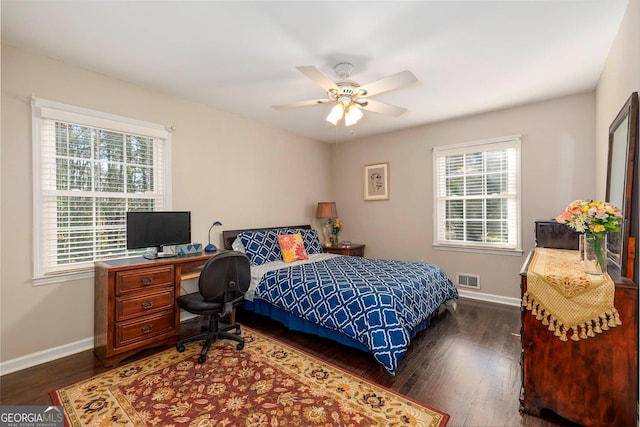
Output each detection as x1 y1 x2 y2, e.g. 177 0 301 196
361 99 408 117
272 99 331 110
296 66 339 92
359 70 418 97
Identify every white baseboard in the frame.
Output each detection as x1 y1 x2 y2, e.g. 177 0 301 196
0 315 202 376
1 294 518 376
0 337 94 376
457 288 521 307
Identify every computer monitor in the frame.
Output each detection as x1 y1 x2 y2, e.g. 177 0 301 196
126 211 191 259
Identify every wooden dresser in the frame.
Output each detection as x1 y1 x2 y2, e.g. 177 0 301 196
94 252 214 367
519 235 638 426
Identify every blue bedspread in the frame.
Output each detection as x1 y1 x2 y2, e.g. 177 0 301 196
253 256 458 374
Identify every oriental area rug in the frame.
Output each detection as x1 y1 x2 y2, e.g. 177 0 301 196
51 327 449 426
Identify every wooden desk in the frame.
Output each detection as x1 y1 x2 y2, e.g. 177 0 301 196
94 252 218 367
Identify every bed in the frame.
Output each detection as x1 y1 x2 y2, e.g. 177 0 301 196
223 225 458 375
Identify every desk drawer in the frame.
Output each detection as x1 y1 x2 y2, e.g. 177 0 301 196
116 266 174 295
116 290 174 321
115 312 175 347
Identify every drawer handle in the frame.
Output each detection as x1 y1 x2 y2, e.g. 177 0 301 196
141 277 153 286
142 324 153 334
141 300 154 310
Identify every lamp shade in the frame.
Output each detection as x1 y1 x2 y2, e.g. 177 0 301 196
316 202 338 219
345 105 363 126
326 104 344 125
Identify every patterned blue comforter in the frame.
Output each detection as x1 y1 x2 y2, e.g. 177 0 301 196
253 256 458 374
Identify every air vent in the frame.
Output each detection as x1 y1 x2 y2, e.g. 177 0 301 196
457 273 480 289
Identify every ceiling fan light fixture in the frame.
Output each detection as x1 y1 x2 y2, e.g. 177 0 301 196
345 105 363 126
275 64 417 128
326 104 344 125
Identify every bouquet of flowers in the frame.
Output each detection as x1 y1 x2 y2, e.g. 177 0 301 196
555 199 622 237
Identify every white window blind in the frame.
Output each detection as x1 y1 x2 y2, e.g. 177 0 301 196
32 98 171 284
433 135 521 254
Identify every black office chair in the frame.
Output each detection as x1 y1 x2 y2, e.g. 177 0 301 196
176 251 251 363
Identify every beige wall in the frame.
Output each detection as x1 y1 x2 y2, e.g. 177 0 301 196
0 45 332 363
2 0 638 367
331 93 596 299
595 0 640 198
593 0 640 280
593 0 640 409
332 0 639 299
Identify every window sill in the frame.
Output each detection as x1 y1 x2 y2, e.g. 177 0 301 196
433 244 523 257
33 268 95 286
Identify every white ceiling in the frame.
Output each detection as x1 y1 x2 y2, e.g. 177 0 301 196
1 1 629 143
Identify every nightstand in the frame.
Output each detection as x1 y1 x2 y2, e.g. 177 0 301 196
323 244 365 257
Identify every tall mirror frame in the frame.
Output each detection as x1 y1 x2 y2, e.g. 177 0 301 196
606 92 638 276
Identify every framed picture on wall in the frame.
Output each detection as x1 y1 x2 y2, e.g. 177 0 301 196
363 162 389 201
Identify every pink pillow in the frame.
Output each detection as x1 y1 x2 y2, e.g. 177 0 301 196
277 233 309 263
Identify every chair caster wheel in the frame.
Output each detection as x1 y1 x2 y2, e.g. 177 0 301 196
197 355 207 364
236 342 244 350
177 344 185 353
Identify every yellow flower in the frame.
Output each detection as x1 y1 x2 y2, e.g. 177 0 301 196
556 199 621 236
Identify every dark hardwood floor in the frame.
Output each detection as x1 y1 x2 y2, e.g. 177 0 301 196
0 298 570 426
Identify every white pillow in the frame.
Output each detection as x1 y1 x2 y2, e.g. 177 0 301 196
231 236 245 253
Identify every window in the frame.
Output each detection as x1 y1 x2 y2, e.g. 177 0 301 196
32 98 171 284
433 135 521 255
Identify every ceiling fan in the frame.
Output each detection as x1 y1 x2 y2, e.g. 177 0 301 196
273 62 418 127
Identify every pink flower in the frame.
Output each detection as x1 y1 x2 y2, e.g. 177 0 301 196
556 199 621 237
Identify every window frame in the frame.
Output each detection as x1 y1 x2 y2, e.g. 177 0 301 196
32 98 172 285
432 135 522 256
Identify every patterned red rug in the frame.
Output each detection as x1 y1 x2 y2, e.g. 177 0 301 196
51 327 449 426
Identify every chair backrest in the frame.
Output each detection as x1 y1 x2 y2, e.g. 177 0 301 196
198 251 251 302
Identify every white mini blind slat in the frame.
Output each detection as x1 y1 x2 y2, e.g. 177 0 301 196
433 135 520 155
33 98 170 282
433 136 521 252
38 104 168 139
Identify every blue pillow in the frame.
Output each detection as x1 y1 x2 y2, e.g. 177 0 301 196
239 229 289 265
290 228 324 254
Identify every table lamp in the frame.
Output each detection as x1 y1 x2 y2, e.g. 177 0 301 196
205 221 222 252
316 202 338 246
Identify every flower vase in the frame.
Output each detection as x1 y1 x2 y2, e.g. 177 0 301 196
334 232 339 245
582 233 607 275
322 221 332 246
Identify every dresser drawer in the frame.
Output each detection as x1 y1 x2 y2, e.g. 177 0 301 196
115 312 175 347
116 290 175 321
116 266 174 295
